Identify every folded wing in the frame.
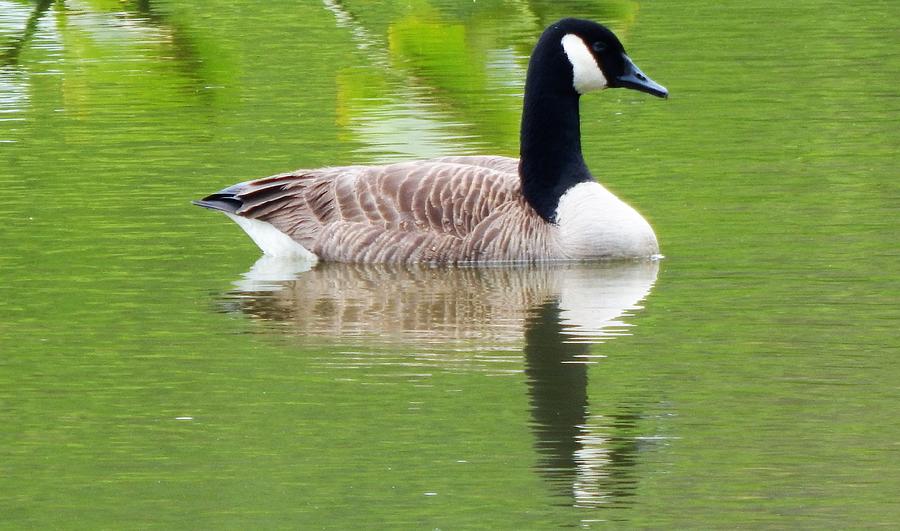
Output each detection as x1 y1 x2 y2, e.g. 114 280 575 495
196 156 543 263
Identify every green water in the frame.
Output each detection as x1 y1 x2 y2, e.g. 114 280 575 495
2 0 898 527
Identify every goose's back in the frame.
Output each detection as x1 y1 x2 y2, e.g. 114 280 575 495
229 156 559 263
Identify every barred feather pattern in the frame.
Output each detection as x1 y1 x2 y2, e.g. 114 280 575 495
227 156 565 264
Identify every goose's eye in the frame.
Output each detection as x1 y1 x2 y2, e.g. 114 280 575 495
592 41 606 53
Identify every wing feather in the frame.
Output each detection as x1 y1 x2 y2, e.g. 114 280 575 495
202 156 557 263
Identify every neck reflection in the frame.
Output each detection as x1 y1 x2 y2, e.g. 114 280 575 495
221 259 660 508
523 301 644 508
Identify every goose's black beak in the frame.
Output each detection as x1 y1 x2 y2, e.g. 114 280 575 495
614 55 668 98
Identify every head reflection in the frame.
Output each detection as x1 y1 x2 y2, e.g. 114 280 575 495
222 259 659 508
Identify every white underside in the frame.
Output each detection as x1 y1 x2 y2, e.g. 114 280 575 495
555 181 659 259
225 213 318 261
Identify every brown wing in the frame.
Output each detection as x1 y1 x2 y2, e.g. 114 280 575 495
429 155 520 175
227 157 525 263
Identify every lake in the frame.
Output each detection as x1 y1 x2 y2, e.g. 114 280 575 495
1 0 898 527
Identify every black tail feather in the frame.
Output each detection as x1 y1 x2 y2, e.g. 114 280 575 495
193 180 255 213
192 193 243 214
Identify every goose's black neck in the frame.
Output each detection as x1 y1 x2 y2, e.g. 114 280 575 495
518 35 593 222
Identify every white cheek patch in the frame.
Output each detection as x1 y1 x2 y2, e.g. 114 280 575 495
561 34 608 94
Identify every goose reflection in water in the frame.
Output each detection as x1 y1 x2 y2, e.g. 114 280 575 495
221 259 662 508
525 303 647 508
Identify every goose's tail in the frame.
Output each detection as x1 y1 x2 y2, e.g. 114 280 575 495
192 182 249 214
192 181 317 261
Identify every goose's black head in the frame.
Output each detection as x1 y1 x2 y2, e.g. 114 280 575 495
536 18 668 98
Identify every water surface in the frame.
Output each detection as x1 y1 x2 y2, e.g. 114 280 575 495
1 0 898 527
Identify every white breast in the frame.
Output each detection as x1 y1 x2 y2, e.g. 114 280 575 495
554 181 659 259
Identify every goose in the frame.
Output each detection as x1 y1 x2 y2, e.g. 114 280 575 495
194 18 668 264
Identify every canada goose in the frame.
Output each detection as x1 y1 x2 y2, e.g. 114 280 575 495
194 18 668 264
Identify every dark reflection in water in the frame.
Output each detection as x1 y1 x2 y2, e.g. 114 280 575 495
524 302 591 500
1 0 218 103
221 259 661 508
524 302 643 507
0 0 53 66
